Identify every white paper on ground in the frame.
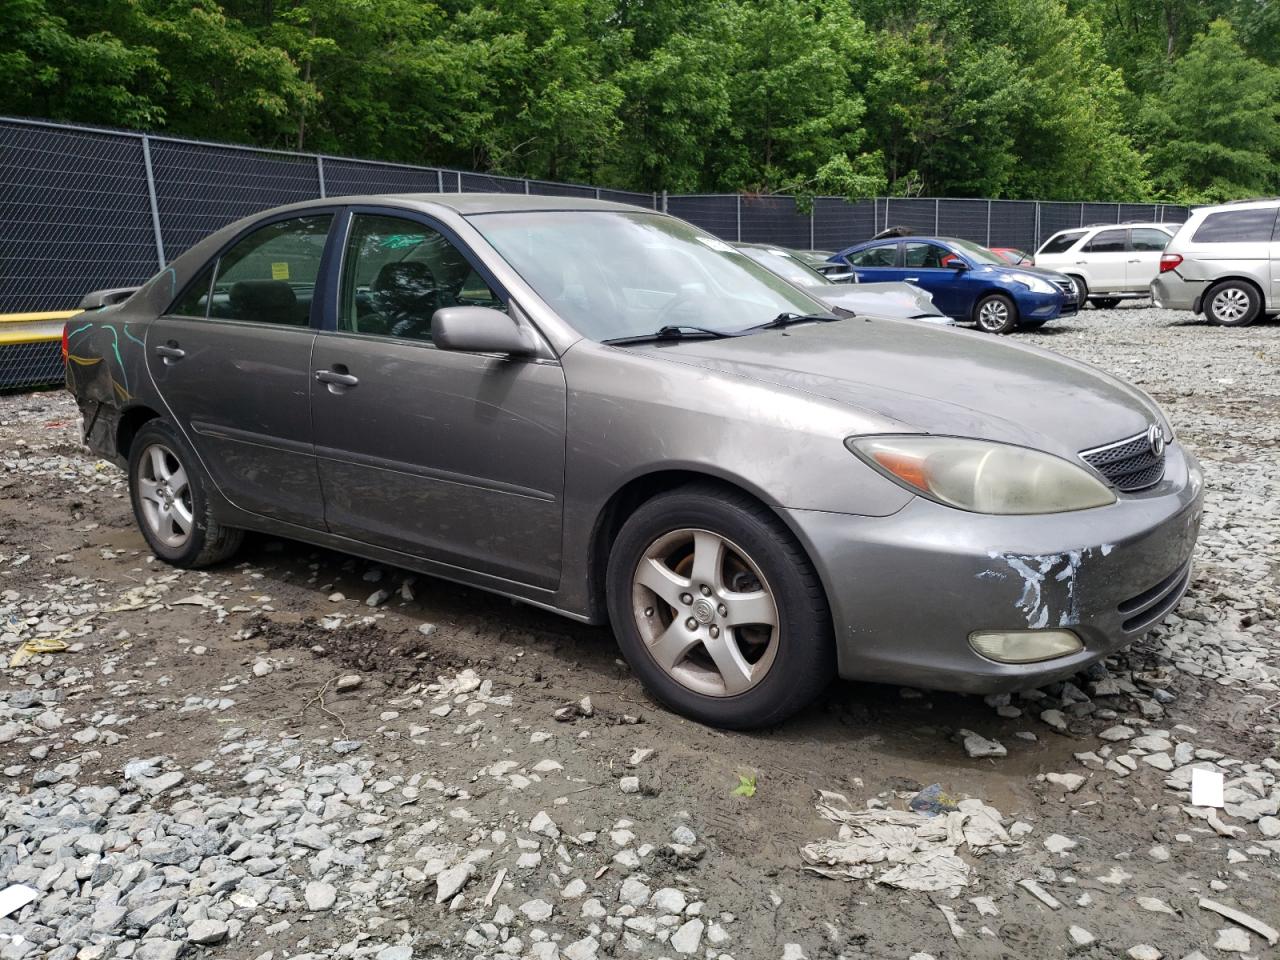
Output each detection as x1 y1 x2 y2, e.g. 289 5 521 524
0 884 38 919
1191 767 1225 808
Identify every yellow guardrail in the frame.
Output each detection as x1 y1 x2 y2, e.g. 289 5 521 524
0 310 82 345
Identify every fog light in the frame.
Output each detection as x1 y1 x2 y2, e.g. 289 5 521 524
968 629 1083 664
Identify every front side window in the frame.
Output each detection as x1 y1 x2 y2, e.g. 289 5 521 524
1191 208 1279 244
1038 231 1085 255
339 214 503 343
903 242 951 268
848 244 897 267
470 211 824 341
208 215 332 326
170 263 215 318
1083 229 1127 253
1130 228 1172 252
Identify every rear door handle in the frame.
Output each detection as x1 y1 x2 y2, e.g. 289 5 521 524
154 343 185 363
315 368 359 388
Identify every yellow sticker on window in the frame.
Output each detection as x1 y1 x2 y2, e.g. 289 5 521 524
271 262 290 281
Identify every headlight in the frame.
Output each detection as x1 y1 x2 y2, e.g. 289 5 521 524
847 435 1116 514
1016 274 1056 294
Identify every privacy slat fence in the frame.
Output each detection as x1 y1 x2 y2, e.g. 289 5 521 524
1 114 1190 389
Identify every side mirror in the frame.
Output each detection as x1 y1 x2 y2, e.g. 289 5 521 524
431 306 536 356
949 259 969 271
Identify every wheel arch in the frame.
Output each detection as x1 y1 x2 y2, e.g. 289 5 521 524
584 468 826 623
116 404 162 461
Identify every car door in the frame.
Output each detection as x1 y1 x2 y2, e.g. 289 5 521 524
843 242 901 283
901 241 967 317
1077 228 1128 292
146 213 334 527
1126 228 1172 291
310 209 567 589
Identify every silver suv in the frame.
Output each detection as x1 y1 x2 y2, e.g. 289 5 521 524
1033 222 1176 308
1150 199 1280 326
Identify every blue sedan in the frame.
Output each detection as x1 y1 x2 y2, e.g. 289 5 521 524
830 236 1079 333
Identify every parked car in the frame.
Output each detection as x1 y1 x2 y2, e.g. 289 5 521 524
830 236 1079 333
991 247 1032 266
793 249 855 282
65 195 1201 729
734 243 947 321
1150 199 1280 327
1033 223 1175 308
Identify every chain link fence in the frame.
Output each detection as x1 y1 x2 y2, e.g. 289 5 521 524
2 115 1190 389
667 195 1190 253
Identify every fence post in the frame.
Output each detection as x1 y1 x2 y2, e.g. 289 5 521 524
661 190 668 213
934 198 940 235
457 171 462 192
316 156 326 198
140 134 166 269
985 200 991 248
1034 202 1040 247
735 194 742 242
595 187 601 200
810 204 815 250
524 179 530 195
1079 202 1084 227
437 170 444 193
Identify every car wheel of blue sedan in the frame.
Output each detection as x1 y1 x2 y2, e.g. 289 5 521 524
975 293 1018 334
605 484 834 729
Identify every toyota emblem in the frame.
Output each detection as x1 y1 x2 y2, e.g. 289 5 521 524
1146 424 1165 457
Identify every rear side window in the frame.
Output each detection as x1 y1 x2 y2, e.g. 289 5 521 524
847 244 896 267
1037 231 1084 255
1130 228 1172 251
1083 229 1127 253
1191 208 1279 243
208 215 333 326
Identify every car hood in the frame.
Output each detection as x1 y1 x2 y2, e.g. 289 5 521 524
632 318 1163 456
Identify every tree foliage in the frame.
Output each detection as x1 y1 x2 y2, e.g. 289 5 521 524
2 0 1276 201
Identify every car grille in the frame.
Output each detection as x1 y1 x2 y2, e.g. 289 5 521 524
1118 560 1192 632
1052 278 1076 297
1079 430 1166 491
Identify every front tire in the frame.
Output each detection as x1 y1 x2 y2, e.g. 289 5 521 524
128 420 243 567
605 485 834 729
974 293 1018 334
1204 281 1261 327
1069 274 1089 305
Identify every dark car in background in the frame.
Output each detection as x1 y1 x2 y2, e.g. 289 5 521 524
830 236 1079 333
734 243 947 322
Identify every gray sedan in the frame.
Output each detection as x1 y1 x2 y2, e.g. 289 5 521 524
66 195 1203 729
733 243 948 322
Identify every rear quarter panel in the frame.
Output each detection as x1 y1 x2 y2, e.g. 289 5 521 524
64 307 159 465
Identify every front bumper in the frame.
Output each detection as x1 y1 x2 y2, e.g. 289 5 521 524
785 444 1204 693
1150 273 1201 311
1019 288 1077 320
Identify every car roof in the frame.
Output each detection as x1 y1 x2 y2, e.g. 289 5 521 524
1189 197 1280 215
245 192 654 218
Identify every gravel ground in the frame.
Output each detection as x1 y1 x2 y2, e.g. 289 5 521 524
0 304 1277 960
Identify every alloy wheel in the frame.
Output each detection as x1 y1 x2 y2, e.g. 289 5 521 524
978 299 1010 332
1210 287 1251 324
136 442 194 548
630 528 779 697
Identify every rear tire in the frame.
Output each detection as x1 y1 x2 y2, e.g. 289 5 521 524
974 293 1018 334
1204 281 1261 327
605 484 834 729
128 420 243 567
1069 275 1089 305
1091 297 1121 309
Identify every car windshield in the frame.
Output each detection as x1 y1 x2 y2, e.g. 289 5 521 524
945 238 1007 266
737 247 830 286
470 211 826 340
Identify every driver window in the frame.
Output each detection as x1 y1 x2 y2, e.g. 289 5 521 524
903 242 948 268
339 214 504 342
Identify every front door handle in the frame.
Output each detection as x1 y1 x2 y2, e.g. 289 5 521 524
315 367 359 390
154 343 185 363
905 276 920 282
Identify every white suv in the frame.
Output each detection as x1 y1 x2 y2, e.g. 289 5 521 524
1150 198 1280 326
1033 222 1176 308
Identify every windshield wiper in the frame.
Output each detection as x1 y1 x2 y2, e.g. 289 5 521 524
743 311 843 332
602 324 743 346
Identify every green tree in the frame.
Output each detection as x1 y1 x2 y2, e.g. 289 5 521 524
1139 19 1280 201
